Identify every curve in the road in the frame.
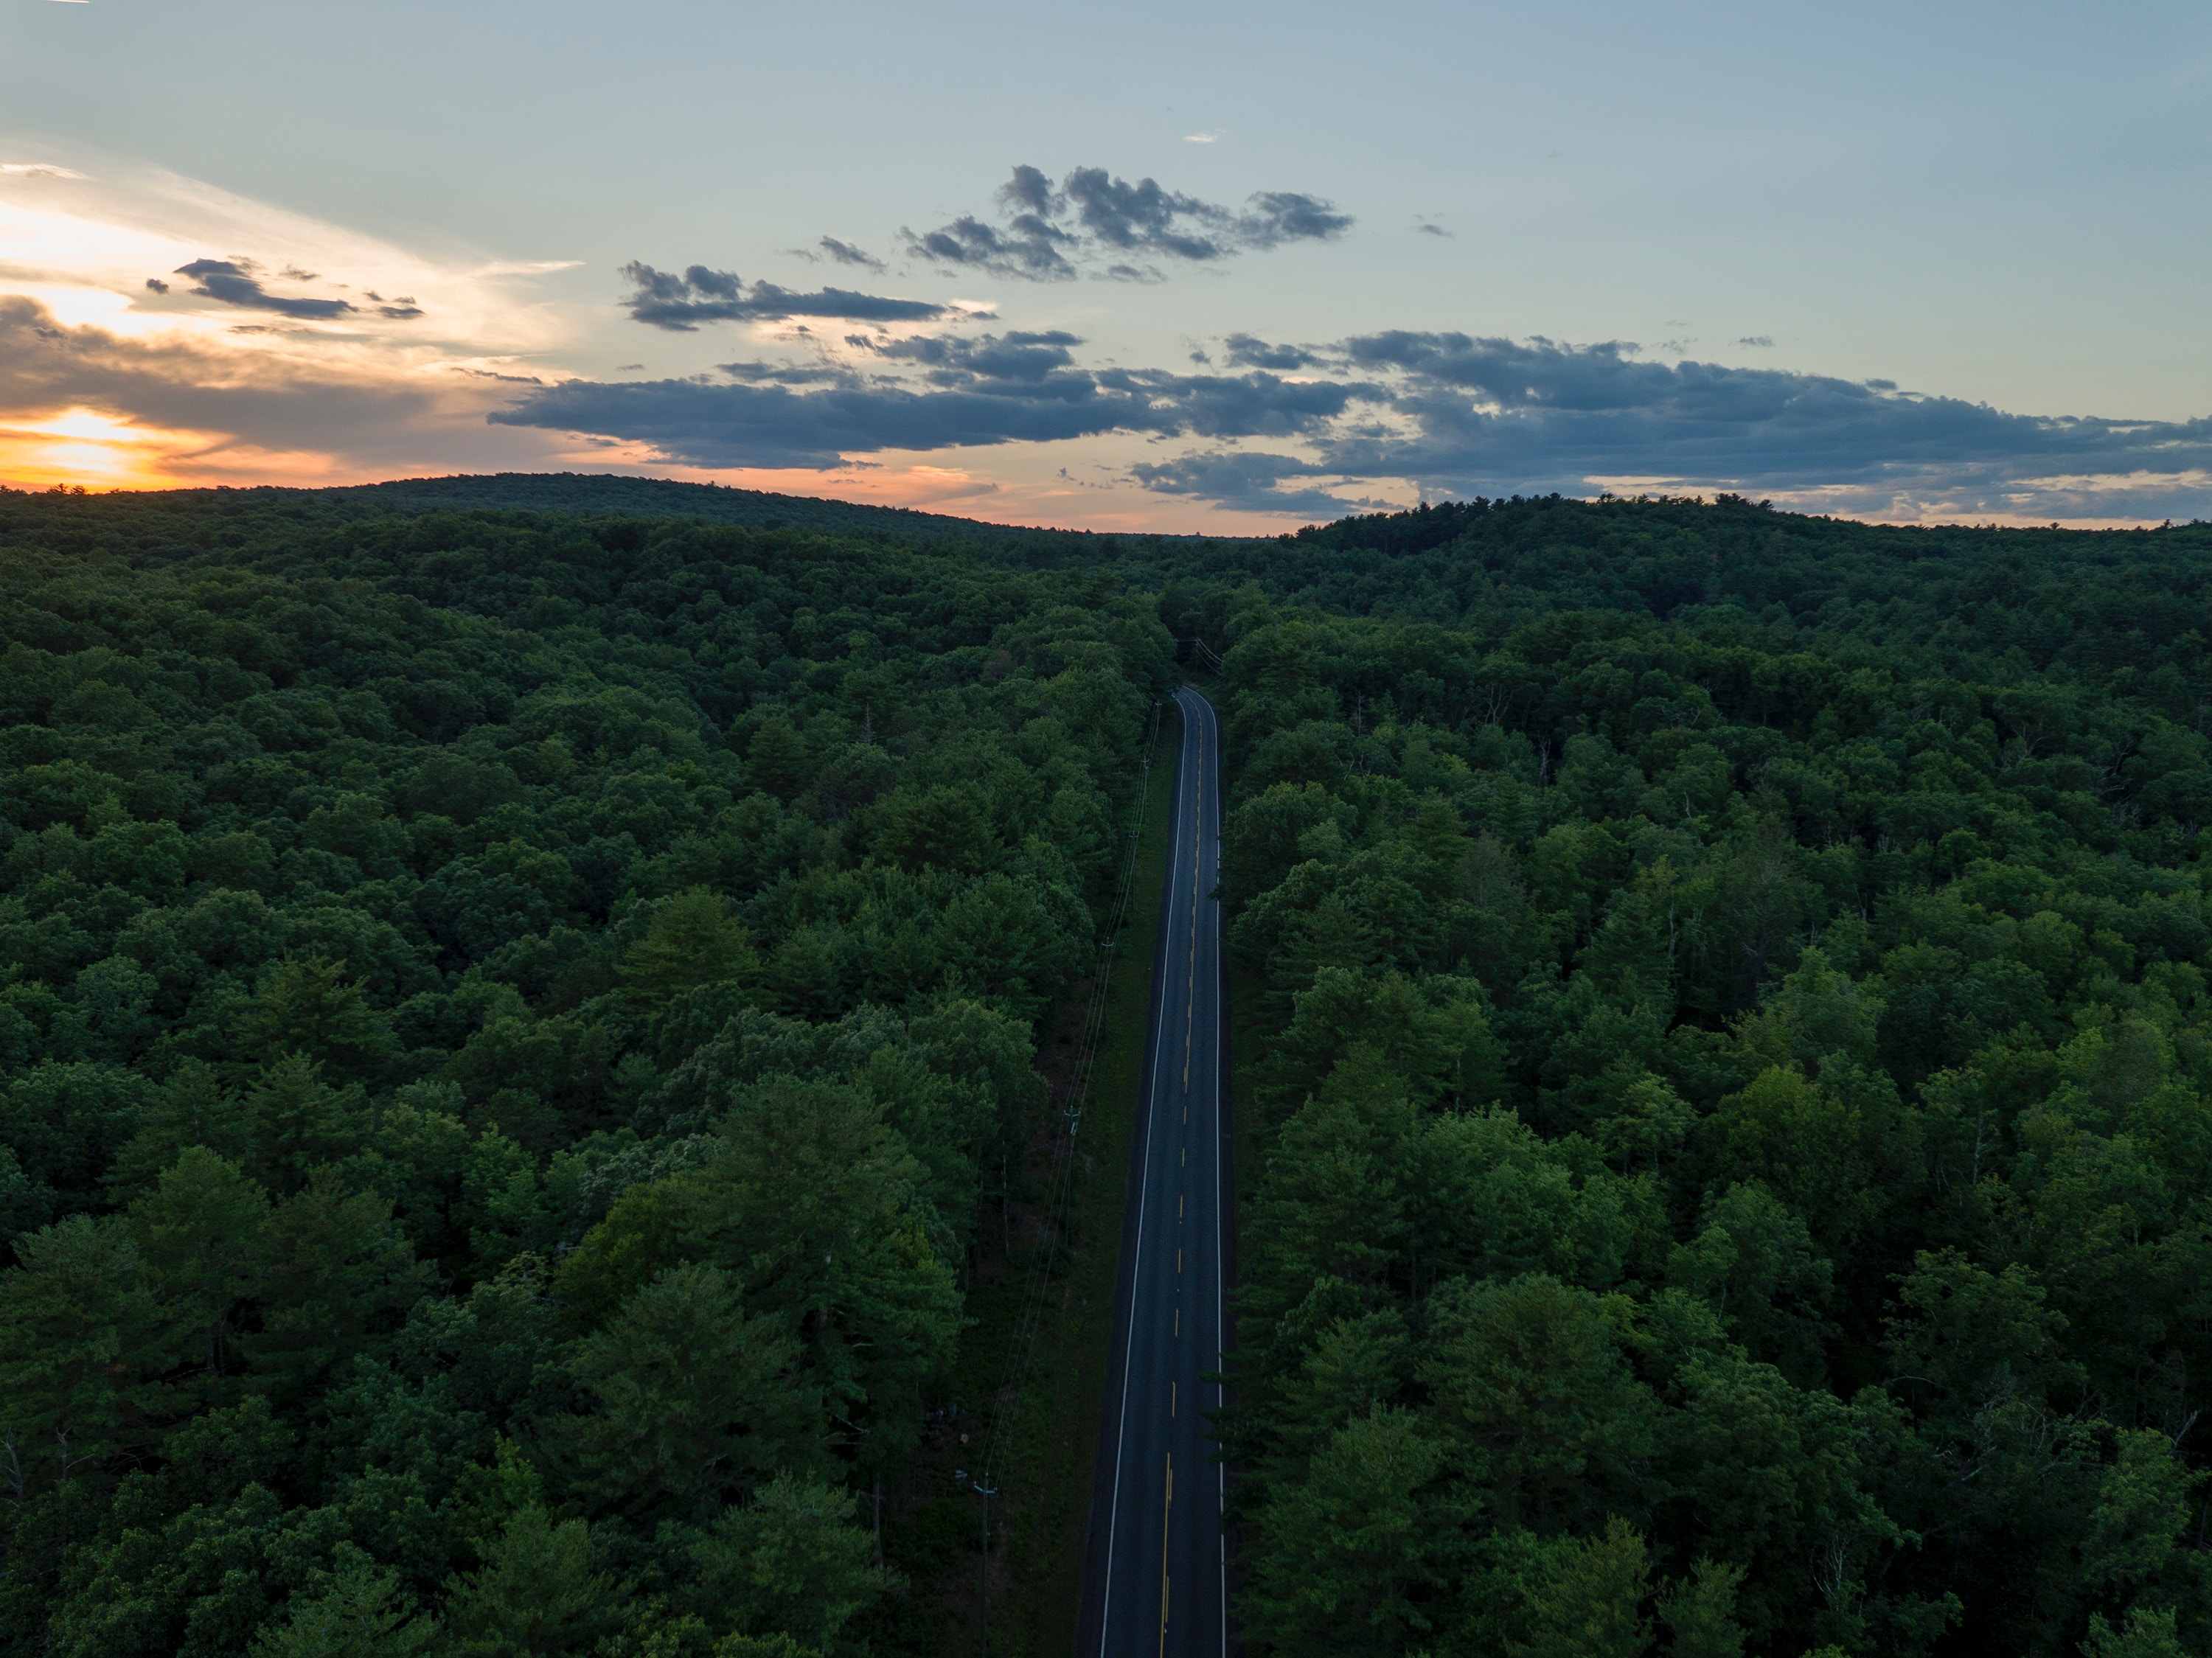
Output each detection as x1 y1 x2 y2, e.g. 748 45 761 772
1081 685 1232 1658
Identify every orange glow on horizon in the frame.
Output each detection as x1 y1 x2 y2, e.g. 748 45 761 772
0 406 368 493
0 407 200 490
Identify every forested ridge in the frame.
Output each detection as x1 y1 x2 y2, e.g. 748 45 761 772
7 479 2212 1657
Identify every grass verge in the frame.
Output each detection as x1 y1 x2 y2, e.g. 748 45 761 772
886 700 1180 1657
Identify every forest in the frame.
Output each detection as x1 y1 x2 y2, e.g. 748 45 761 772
5 478 2212 1657
0 485 1168 1655
1175 496 2212 1658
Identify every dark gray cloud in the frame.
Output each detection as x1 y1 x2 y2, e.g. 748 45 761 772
1129 450 1385 518
860 329 1085 385
620 262 953 330
789 237 890 272
488 337 1383 470
903 213 1077 281
488 312 2212 522
1141 332 2212 518
1241 192 1354 248
1222 332 1318 370
818 237 886 271
902 165 1352 281
1739 335 1773 348
1318 332 2212 502
173 259 357 321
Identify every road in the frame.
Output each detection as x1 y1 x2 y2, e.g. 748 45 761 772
1082 684 1233 1658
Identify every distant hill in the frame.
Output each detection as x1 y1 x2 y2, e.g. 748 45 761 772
18 471 1248 546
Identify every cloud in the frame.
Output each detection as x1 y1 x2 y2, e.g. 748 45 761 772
781 237 889 272
818 237 886 271
1241 192 1354 249
172 257 361 320
0 293 438 456
1305 332 2212 513
1129 449 1383 517
0 159 628 487
1184 131 1221 144
860 328 1087 384
0 162 88 179
488 338 1383 470
901 164 1352 281
1222 332 1318 370
1738 335 1773 347
902 206 1077 282
619 262 952 330
495 318 2212 522
1415 221 1453 238
12 152 2208 529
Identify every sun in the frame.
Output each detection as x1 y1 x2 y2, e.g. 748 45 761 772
0 406 192 489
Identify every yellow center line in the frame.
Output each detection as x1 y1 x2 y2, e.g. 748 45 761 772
1172 1380 1178 1416
1159 1453 1174 1654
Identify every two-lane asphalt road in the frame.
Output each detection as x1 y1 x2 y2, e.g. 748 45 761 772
1082 684 1232 1658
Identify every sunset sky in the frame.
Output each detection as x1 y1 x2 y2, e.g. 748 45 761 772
4 0 2209 530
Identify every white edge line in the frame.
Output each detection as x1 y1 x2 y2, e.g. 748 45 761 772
1203 694 1231 1658
1099 687 1191 1656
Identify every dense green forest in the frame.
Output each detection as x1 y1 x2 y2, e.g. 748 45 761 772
0 485 1168 1654
8 478 2212 1657
1175 497 2212 1658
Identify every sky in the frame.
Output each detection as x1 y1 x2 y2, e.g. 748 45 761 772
2 0 2209 532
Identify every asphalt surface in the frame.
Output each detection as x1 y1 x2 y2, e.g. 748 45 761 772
1081 686 1233 1658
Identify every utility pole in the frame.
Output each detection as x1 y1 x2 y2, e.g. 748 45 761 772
973 1472 1001 1655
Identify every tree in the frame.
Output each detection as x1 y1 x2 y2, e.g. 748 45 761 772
104 1060 253 1198
442 1507 626 1657
245 1168 431 1396
254 1549 437 1657
1703 1065 1892 1253
1884 1248 2079 1412
1666 1183 1834 1385
0 1215 176 1488
561 1263 819 1522
1509 1518 1653 1658
746 713 811 801
239 1053 370 1193
1656 1558 1748 1658
1418 1275 1655 1531
0 1061 155 1211
872 784 994 874
2080 1609 2185 1658
1241 1409 1458 1658
127 1146 271 1380
237 955 394 1081
686 1473 887 1651
621 889 761 1007
557 1079 960 1480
